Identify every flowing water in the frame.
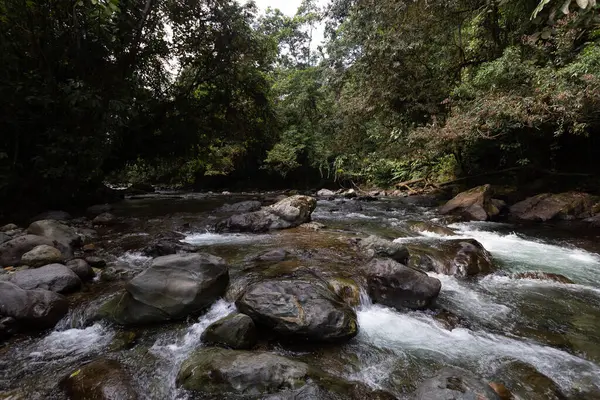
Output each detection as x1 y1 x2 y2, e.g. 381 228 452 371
2 192 600 399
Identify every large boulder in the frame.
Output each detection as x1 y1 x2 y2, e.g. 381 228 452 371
236 276 358 342
510 192 599 221
358 235 409 263
20 244 64 268
0 281 69 330
414 367 502 400
363 258 441 310
61 358 137 400
215 195 317 233
201 313 257 350
407 239 496 278
218 200 262 213
98 253 229 325
27 220 81 256
0 234 55 267
3 264 82 293
439 184 503 221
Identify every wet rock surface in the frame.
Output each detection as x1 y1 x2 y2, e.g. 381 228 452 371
439 184 504 221
201 312 257 349
61 358 138 400
3 263 82 293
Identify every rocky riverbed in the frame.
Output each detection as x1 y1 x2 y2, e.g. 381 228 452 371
1 189 600 399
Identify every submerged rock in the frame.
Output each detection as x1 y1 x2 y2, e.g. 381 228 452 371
510 192 599 221
407 221 456 236
61 358 137 400
363 258 441 310
0 234 55 267
201 313 257 350
236 276 358 342
439 184 503 221
414 367 502 400
177 348 310 395
98 253 228 325
0 281 68 330
3 263 81 293
93 212 117 226
27 219 81 256
20 244 64 268
215 195 317 233
359 235 409 263
511 271 574 284
218 200 262 213
407 239 495 278
492 360 566 400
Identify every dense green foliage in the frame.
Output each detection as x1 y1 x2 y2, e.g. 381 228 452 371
1 0 599 209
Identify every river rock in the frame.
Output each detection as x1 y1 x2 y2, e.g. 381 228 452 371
0 281 69 329
87 203 113 217
0 232 10 244
61 358 137 400
510 192 599 221
236 276 358 342
27 219 81 256
359 235 409 263
511 271 573 284
492 360 566 400
363 258 441 310
216 195 317 233
98 253 229 325
141 231 197 257
317 188 336 198
0 223 18 232
0 234 55 267
407 239 495 277
218 200 262 213
201 313 257 349
4 264 82 293
20 244 64 268
66 258 95 281
414 367 502 400
31 210 72 222
439 184 504 221
93 212 117 226
407 221 456 236
85 256 107 268
177 348 310 395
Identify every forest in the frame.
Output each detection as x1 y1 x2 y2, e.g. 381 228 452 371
1 0 599 211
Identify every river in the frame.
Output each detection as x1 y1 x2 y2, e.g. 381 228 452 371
1 191 600 399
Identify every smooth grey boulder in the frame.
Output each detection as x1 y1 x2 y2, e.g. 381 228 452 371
236 276 358 342
359 235 410 263
201 313 257 349
27 219 81 256
0 281 69 329
414 367 501 400
98 253 229 325
363 258 441 310
66 258 95 281
215 195 317 233
4 263 81 293
0 234 55 267
20 245 64 268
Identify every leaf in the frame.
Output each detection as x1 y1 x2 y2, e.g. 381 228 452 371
531 0 552 19
69 370 81 378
